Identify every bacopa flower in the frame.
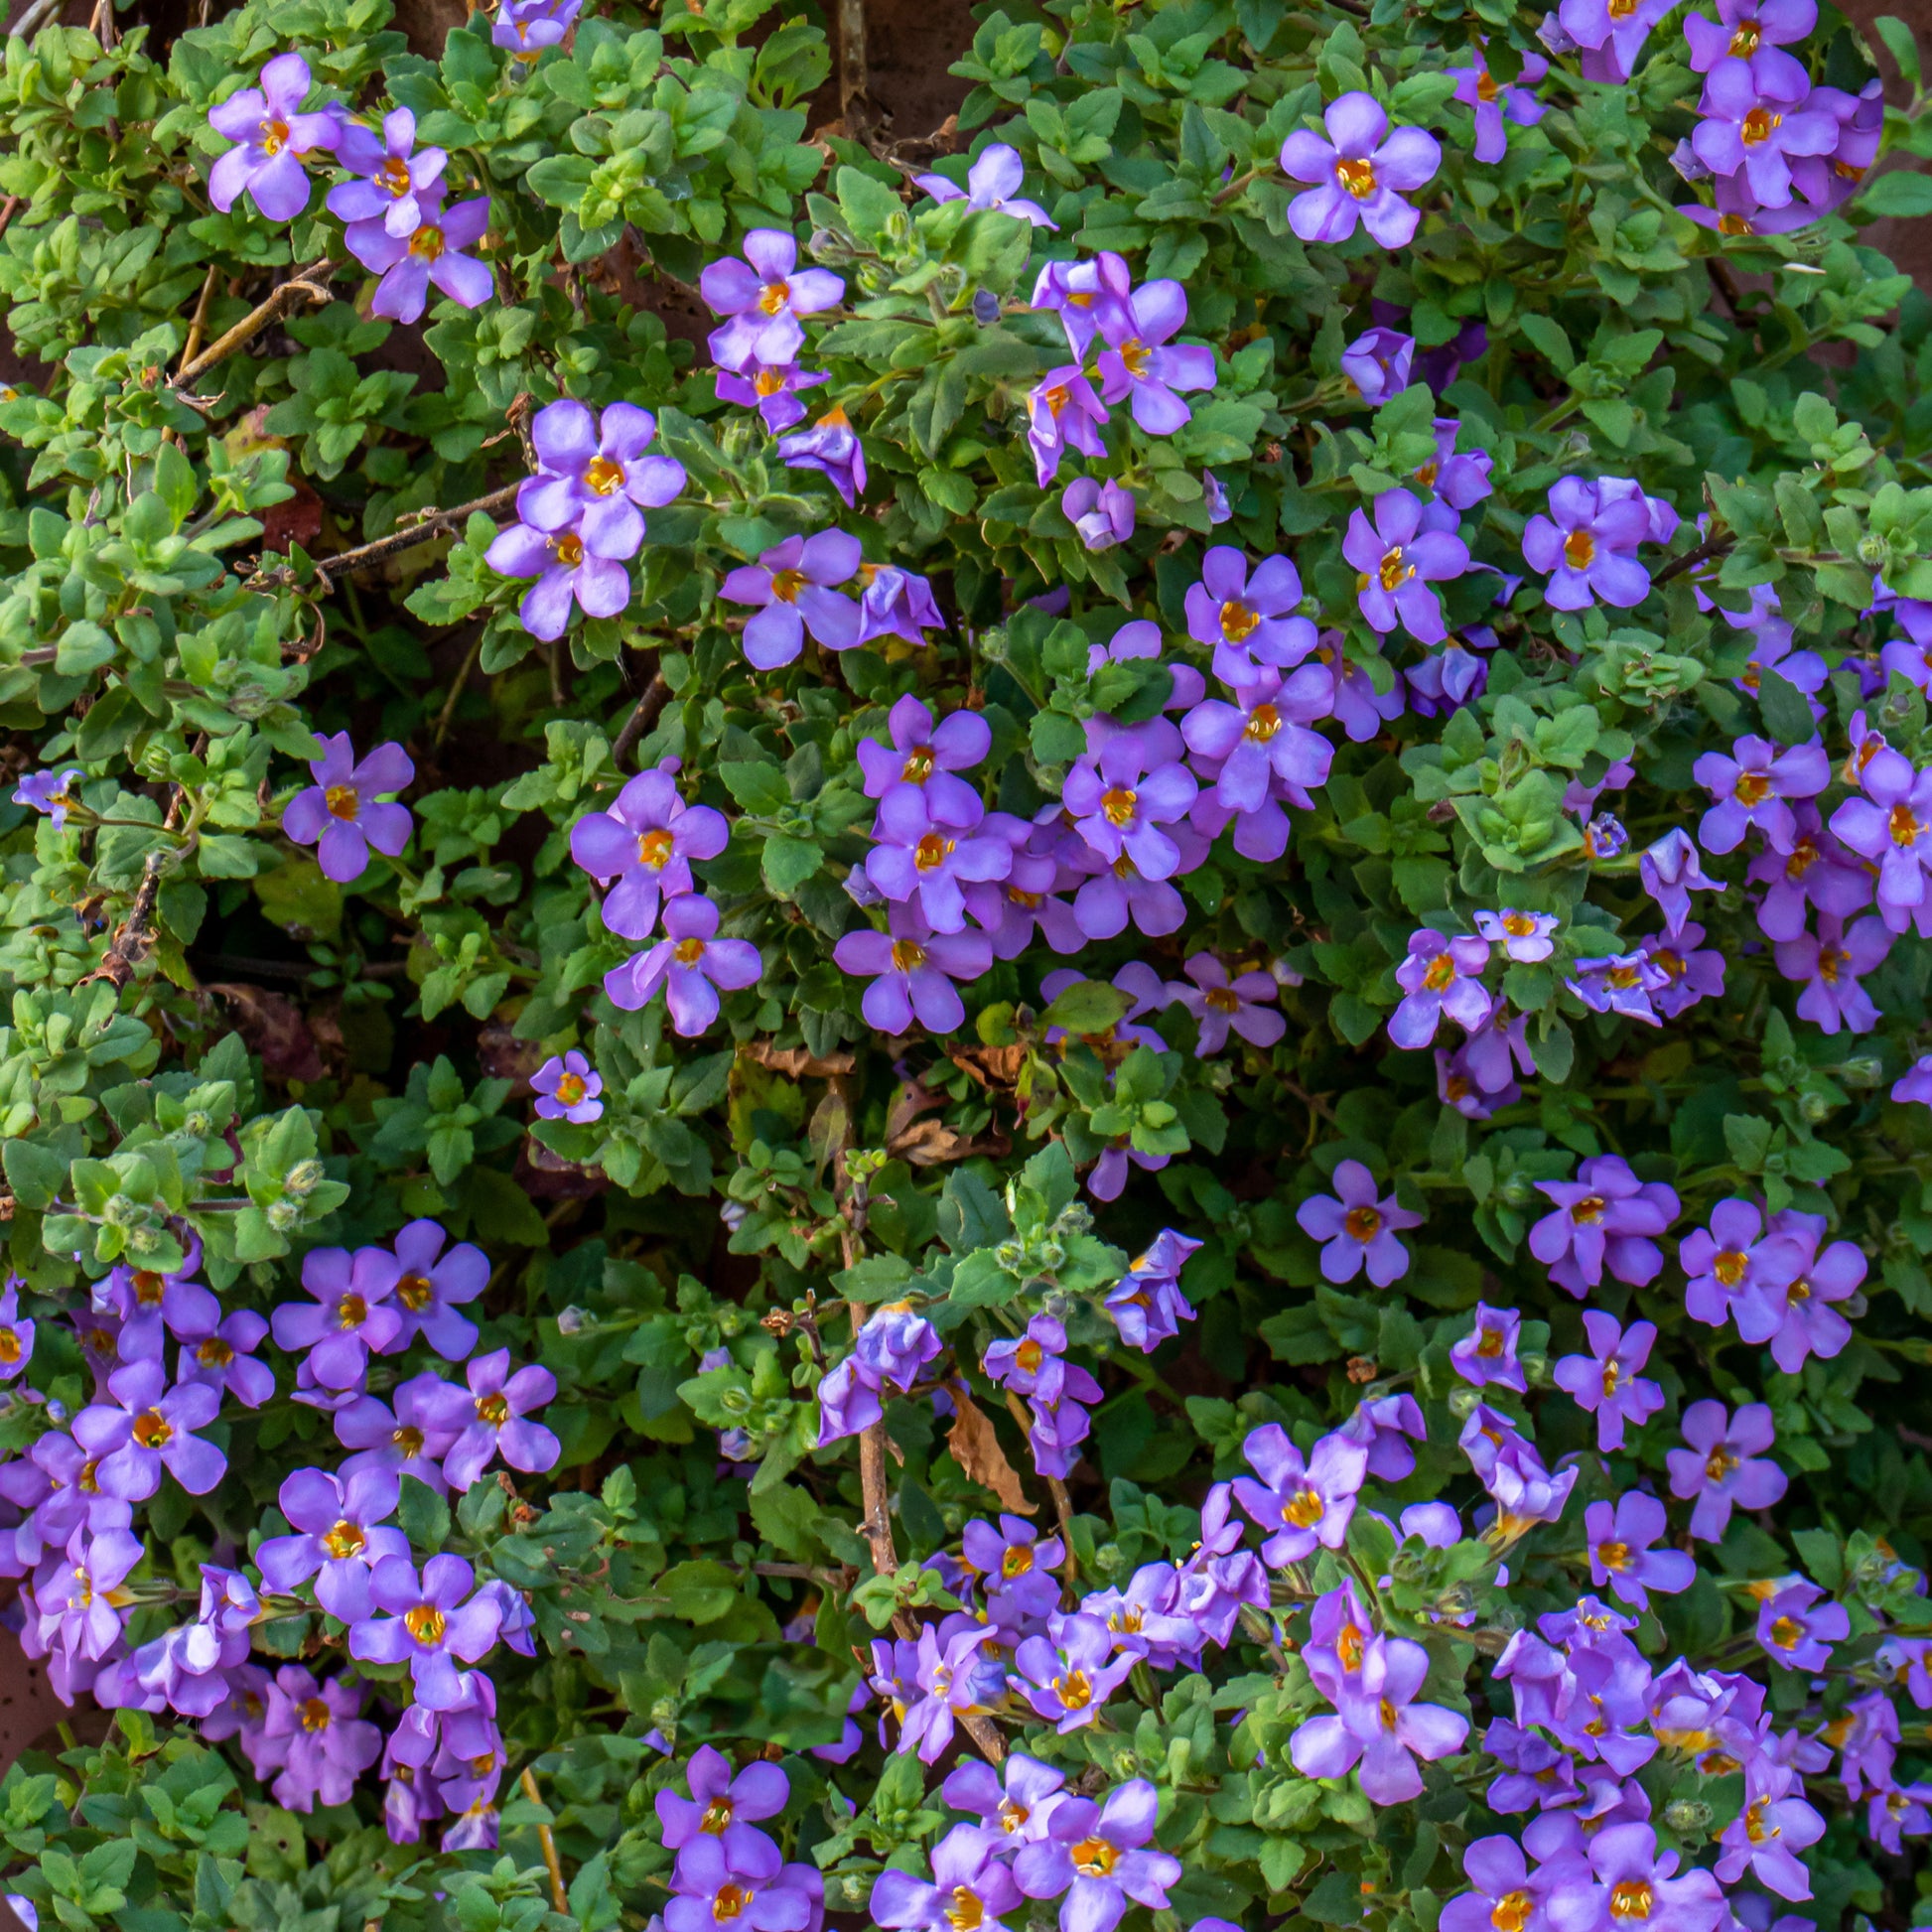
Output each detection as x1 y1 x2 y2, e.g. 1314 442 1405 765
1762 1207 1863 1372
914 142 1056 225
1027 365 1110 486
715 358 825 434
326 107 446 236
1553 1312 1664 1451
12 767 80 828
857 696 990 827
818 1306 943 1443
256 1465 408 1620
1692 51 1837 207
1233 1423 1368 1563
1296 1160 1421 1286
485 514 630 642
207 53 340 223
1774 912 1891 1034
1666 1400 1787 1540
75 1361 226 1501
1390 929 1492 1048
434 1349 560 1491
282 733 414 884
1184 547 1317 686
656 1743 788 1854
1529 1154 1678 1298
1585 1494 1695 1609
1680 1197 1801 1335
0 1281 34 1381
1173 954 1284 1053
1449 50 1549 163
1094 279 1216 434
1289 1633 1469 1803
270 1245 404 1390
1475 908 1558 962
1062 729 1197 882
1693 733 1830 854
777 405 868 505
1343 486 1469 642
1013 1779 1180 1932
387 1218 486 1361
348 1554 502 1710
493 0 581 53
1340 327 1413 405
1685 0 1815 72
513 401 685 561
1829 745 1932 931
1061 478 1137 551
532 1050 603 1123
1522 478 1662 610
1638 829 1723 935
1281 92 1442 248
345 187 492 325
834 903 993 1036
877 1822 1024 1932
569 764 729 939
1756 1577 1849 1672
701 229 844 372
606 894 760 1034
720 529 862 667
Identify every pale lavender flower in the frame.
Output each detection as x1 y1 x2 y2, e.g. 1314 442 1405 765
605 895 762 1034
1774 912 1890 1034
12 768 80 829
1665 1400 1786 1540
1014 1779 1179 1927
1553 1312 1664 1450
1297 1160 1421 1286
720 529 862 668
345 187 492 325
532 1050 603 1123
1289 1634 1469 1803
207 54 338 223
1342 487 1469 643
1184 546 1315 685
1529 1155 1677 1298
701 229 844 373
1340 327 1413 405
1693 52 1838 207
256 1465 408 1621
1233 1424 1368 1563
282 733 413 883
1638 829 1722 935
1173 953 1283 1053
1390 929 1492 1047
326 107 445 236
915 142 1056 224
1829 745 1932 933
1281 92 1442 248
834 904 992 1035
1449 49 1550 162
485 513 630 642
1585 1494 1694 1609
1684 0 1814 72
1061 478 1137 550
1694 734 1830 855
1094 279 1216 434
776 406 868 505
858 695 991 827
348 1554 501 1710
569 764 729 940
512 400 685 559
1450 1303 1526 1392
1523 478 1658 610
270 1245 404 1391
1475 908 1558 962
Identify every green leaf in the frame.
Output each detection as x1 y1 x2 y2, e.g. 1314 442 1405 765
3 1138 67 1211
1039 979 1131 1035
397 1474 452 1552
1862 170 1932 219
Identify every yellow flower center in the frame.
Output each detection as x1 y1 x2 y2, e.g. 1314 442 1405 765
1244 703 1282 741
1491 1893 1531 1932
584 456 625 496
1205 986 1240 1013
396 1271 434 1312
890 937 926 973
1768 1615 1805 1649
405 1604 446 1647
0 1329 25 1365
1718 211 1754 236
1609 1882 1652 1921
1601 1360 1620 1396
1564 528 1596 570
300 1695 333 1731
378 154 412 196
1220 600 1260 642
394 1425 424 1455
1101 786 1139 826
1379 545 1414 594
1596 1540 1630 1572
757 281 790 316
1740 107 1782 147
326 784 359 821
901 747 936 783
339 1293 369 1330
915 832 955 872
1334 156 1378 199
409 225 447 261
1891 804 1921 847
555 1071 587 1106
701 1798 734 1833
1422 953 1456 992
1706 1446 1737 1481
133 1409 173 1450
769 568 806 604
477 1391 510 1426
1714 1249 1748 1288
1071 1837 1117 1875
553 531 585 568
259 115 290 154
673 936 707 966
1285 1487 1325 1528
947 1889 985 1932
1729 20 1760 55
1378 1697 1400 1730
1057 1669 1093 1710
1119 339 1152 377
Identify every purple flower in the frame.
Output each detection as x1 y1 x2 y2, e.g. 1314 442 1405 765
1027 367 1109 487
1475 908 1559 962
74 1362 225 1500
1094 279 1216 434
1585 1494 1694 1609
834 904 992 1036
1761 1207 1862 1372
1414 419 1494 511
1685 0 1814 71
1025 1358 1102 1476
1522 478 1660 611
1774 912 1890 1034
1583 1825 1725 1932
1281 92 1442 248
387 1218 486 1361
207 54 338 223
914 142 1056 225
858 696 990 828
1553 1312 1664 1451
1638 829 1723 936
336 1371 463 1491
818 1306 942 1444
701 229 843 373
1290 1633 1469 1803
107 1250 217 1365
965 1515 1064 1623
1666 1400 1786 1539
12 767 79 828
1342 1392 1427 1481
492 0 580 52
720 529 862 668
1829 745 1932 932
1693 52 1837 207
1297 1160 1421 1286
1233 1424 1368 1563
943 1752 1068 1844
570 764 730 939
432 1349 560 1491
1172 953 1283 1053
984 1314 1067 1397
1183 664 1334 860
1340 327 1413 405
271 1245 404 1391
776 406 867 506
1061 478 1137 551
1343 487 1469 643
855 565 945 646
1529 1155 1678 1298
1693 733 1830 855
1559 0 1679 82
532 1049 603 1123
606 894 762 1034
1897 1053 1932 1107
485 515 630 642
0 1281 34 1382
1450 1303 1525 1391
1449 50 1549 163
1756 1577 1848 1672
260 1668 382 1811
345 188 492 324
866 789 1012 932
282 733 413 884
350 1554 500 1709
1106 1230 1200 1352
256 1466 408 1620
1391 929 1492 1048
1568 949 1672 1026
326 107 445 235
1184 546 1316 684
877 1823 1023 1932
512 401 684 560
1062 728 1197 880
1718 1762 1825 1899
715 358 825 434
1013 1612 1133 1730
1013 1779 1180 1930
1031 253 1136 359
656 1742 788 1854
1680 1197 1802 1336
666 1832 822 1932
1441 1836 1587 1932
1791 76 1883 210
897 1625 999 1761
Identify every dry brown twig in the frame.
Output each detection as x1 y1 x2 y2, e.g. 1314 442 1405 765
176 261 336 387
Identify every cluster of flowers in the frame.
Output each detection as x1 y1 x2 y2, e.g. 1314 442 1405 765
655 1749 824 1932
0 1223 555 1847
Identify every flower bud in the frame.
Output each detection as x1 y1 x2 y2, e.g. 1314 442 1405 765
1447 1384 1482 1419
1663 1799 1713 1836
1859 532 1889 567
267 1198 302 1231
972 289 1001 326
556 1306 588 1335
283 1159 324 1195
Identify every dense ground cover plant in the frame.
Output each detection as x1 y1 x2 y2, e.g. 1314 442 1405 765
9 0 1932 1923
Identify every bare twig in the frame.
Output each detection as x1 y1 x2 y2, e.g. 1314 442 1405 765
79 786 184 991
8 0 63 41
611 672 670 767
836 0 874 139
178 264 222 377
432 627 486 752
176 261 335 386
247 483 520 594
1653 531 1732 587
518 1767 569 1914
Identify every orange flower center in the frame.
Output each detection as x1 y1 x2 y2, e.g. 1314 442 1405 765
1101 787 1139 826
769 568 806 604
673 936 707 966
408 224 447 261
1205 986 1240 1012
757 281 790 316
259 116 290 154
133 1409 173 1449
1714 1249 1748 1288
1244 703 1282 742
300 1696 333 1731
1734 770 1771 806
405 1604 446 1647
1769 1615 1805 1649
1491 1894 1531 1932
324 1519 366 1560
1220 600 1260 641
1057 1670 1094 1710
396 1271 433 1311
701 1798 734 1833
1740 107 1781 147
394 1425 424 1455
1609 1881 1653 1921
584 456 625 496
553 531 585 568
378 155 412 196
326 784 359 821
1119 339 1151 377
339 1293 368 1330
891 938 926 972
1596 1539 1630 1572
1285 1487 1325 1527
901 747 935 783
1334 156 1378 198
1706 1446 1737 1481
555 1071 586 1105
915 832 955 872
1890 804 1921 847
1002 1544 1034 1578
1476 71 1499 103
1729 20 1760 55
1344 1204 1382 1241
1070 1836 1116 1874
1379 545 1414 593
1423 953 1456 992
1564 528 1596 570
133 1270 165 1305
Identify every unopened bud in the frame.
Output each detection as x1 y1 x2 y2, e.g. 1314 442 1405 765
283 1159 324 1195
